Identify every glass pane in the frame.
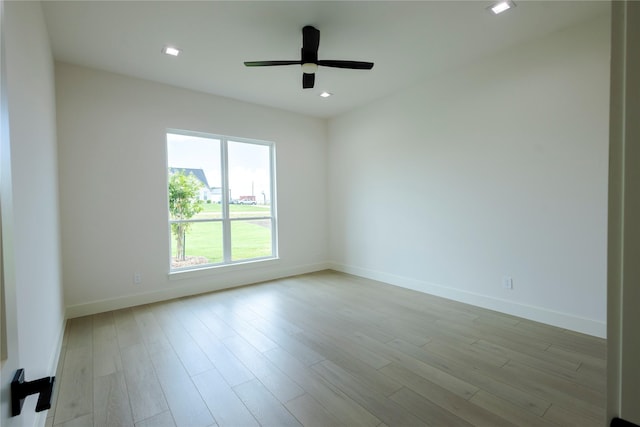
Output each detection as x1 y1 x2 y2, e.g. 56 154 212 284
228 141 271 219
170 221 223 269
167 133 223 220
231 219 272 261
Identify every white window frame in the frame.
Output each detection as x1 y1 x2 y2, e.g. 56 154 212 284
167 129 278 273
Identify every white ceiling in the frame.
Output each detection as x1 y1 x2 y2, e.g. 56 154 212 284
41 1 608 118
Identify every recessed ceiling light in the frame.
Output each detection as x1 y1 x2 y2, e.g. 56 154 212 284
320 92 332 98
488 0 515 15
162 46 181 57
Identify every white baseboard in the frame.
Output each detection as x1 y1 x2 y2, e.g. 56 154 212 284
65 262 331 319
329 262 606 338
65 260 606 338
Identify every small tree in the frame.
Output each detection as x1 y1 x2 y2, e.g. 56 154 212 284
168 170 204 261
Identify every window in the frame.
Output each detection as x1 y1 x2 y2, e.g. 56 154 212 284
166 130 276 271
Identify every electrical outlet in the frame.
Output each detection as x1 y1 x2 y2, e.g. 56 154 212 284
133 273 142 284
502 276 513 290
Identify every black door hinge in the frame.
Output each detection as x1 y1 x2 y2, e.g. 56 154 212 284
10 369 55 417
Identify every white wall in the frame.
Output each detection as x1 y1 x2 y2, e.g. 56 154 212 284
328 16 610 337
55 63 328 316
54 4 610 339
1 1 65 426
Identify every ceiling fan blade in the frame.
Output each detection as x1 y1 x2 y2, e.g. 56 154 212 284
244 60 301 67
302 26 320 55
317 60 374 70
302 73 315 89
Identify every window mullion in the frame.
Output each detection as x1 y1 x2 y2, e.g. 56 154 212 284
220 138 232 262
269 144 277 258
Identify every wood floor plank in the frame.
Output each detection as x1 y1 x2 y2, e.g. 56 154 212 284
93 371 134 427
120 343 168 422
293 332 402 397
53 413 93 427
419 318 479 346
53 271 606 427
348 332 479 400
263 347 381 427
501 360 605 412
311 360 428 427
113 308 143 349
236 289 305 335
285 393 345 427
297 328 392 371
186 325 255 387
473 339 604 392
187 299 239 340
132 305 166 345
192 368 260 427
437 318 552 352
222 316 280 353
264 330 326 366
200 295 281 352
53 346 93 425
306 275 460 345
224 293 325 365
134 411 176 427
65 316 93 350
543 404 604 427
576 361 607 392
333 272 479 324
93 312 123 378
233 379 303 427
423 336 509 369
222 334 305 403
473 339 581 374
523 325 606 360
272 283 398 345
151 303 214 377
545 342 606 369
380 362 516 427
388 386 473 427
471 310 521 328
469 390 559 427
387 338 552 416
145 338 214 427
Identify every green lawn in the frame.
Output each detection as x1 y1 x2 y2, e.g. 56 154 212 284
171 203 272 267
193 202 271 219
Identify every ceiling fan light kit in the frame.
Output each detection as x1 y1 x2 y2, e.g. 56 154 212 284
244 25 374 89
301 63 318 74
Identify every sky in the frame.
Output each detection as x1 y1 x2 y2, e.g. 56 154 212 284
167 132 272 201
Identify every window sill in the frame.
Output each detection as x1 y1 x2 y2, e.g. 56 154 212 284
168 257 280 281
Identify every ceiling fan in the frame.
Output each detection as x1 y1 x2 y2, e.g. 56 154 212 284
244 25 374 89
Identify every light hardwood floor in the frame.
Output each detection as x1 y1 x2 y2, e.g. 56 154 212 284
46 270 606 427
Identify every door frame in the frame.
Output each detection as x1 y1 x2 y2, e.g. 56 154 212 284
0 0 21 424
